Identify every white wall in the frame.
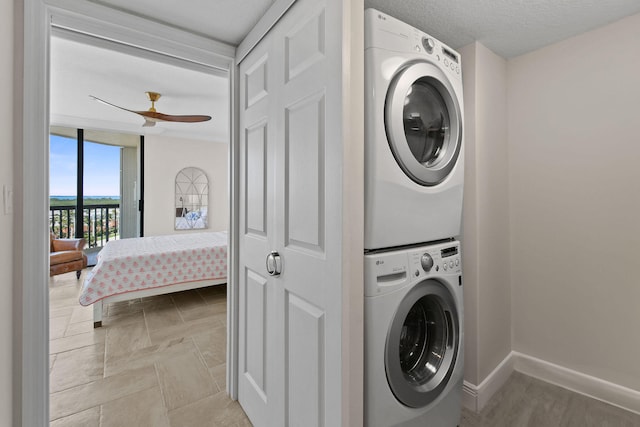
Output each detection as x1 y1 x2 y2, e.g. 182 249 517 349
508 13 640 391
1 0 13 424
460 42 511 387
144 135 228 236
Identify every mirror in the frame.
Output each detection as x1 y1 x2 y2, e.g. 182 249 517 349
175 167 209 230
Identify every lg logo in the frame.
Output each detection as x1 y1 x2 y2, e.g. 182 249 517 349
376 260 384 265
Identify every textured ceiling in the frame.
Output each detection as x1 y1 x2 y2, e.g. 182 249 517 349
88 0 640 58
363 0 640 58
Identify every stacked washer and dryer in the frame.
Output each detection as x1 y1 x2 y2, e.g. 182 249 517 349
363 9 465 427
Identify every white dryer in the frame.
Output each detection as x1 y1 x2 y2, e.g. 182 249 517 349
364 9 464 251
364 241 463 427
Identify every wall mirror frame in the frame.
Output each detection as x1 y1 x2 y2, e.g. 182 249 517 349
175 167 209 230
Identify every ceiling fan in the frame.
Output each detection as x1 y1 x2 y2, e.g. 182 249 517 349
89 91 212 127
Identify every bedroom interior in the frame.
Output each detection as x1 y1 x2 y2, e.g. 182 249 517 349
47 15 234 424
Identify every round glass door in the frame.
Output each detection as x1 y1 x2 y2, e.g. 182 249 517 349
385 62 462 186
385 279 460 408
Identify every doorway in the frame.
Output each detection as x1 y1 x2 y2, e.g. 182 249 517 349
47 27 234 427
19 4 237 425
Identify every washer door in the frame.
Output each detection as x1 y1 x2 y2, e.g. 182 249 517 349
385 279 460 408
385 61 462 186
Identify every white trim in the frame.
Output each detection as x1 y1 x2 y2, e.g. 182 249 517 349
462 352 515 412
20 1 51 425
227 57 239 400
51 27 227 76
513 351 640 416
235 0 296 64
46 0 235 67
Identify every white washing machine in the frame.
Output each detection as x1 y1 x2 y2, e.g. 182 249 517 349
364 241 463 426
364 9 465 251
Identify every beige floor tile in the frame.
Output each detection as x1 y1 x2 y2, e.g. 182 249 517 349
155 350 217 411
104 337 197 378
50 406 100 427
171 290 207 312
192 326 226 369
50 305 75 318
213 312 227 328
168 392 251 427
100 386 170 427
50 354 57 373
196 285 227 305
148 315 224 345
178 303 222 323
65 319 99 337
105 298 143 316
141 293 176 309
69 305 94 324
209 362 227 392
102 306 146 327
105 319 151 361
50 344 105 393
50 315 70 340
50 329 106 355
50 284 81 302
50 365 158 421
144 304 184 332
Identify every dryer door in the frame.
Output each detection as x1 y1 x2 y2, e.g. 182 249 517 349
385 62 462 186
385 278 460 408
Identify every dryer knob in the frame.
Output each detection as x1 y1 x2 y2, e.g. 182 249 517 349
420 253 434 272
422 37 435 53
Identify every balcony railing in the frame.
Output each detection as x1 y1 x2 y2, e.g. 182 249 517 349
49 203 120 248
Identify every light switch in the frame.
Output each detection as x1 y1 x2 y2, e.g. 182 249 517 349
3 185 13 215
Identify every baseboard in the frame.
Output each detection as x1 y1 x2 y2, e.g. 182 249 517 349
462 352 515 412
512 351 640 415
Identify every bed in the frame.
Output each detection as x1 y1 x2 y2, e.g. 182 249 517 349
79 231 227 327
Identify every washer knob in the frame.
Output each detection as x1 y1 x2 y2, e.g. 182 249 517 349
420 253 434 272
422 37 435 53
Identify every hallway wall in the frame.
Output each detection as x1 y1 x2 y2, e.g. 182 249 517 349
460 41 511 387
508 12 640 392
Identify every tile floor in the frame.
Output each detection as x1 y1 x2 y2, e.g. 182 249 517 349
49 270 251 427
460 371 640 427
51 270 640 427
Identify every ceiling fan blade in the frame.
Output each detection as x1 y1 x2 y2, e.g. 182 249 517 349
136 110 212 123
89 95 137 114
90 94 212 126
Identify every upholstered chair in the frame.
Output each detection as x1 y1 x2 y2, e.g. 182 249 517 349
49 232 87 279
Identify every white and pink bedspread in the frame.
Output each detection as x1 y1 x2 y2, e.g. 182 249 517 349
80 231 227 306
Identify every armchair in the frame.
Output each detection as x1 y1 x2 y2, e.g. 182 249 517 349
49 232 87 279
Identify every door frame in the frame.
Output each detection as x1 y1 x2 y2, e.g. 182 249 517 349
19 1 235 425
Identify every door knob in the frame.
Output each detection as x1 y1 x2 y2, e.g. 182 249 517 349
266 251 282 276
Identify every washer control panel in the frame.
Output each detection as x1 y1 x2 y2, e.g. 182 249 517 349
409 243 461 280
364 241 461 297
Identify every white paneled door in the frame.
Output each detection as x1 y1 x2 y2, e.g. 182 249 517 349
237 0 344 425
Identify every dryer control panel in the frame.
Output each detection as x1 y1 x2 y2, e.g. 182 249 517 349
364 241 461 297
364 8 462 80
